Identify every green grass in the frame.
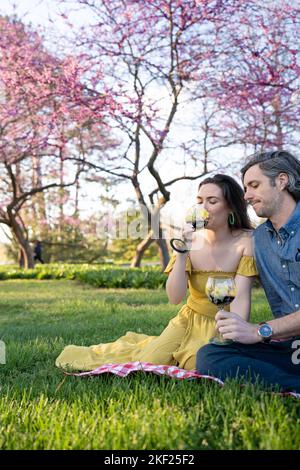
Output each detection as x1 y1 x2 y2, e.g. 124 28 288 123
0 280 299 450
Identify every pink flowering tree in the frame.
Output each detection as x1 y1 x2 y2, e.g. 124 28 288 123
206 0 300 153
0 16 113 268
58 0 237 267
55 0 299 268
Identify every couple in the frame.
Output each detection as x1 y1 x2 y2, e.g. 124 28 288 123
56 150 300 392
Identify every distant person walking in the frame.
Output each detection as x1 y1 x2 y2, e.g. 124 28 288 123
33 240 44 264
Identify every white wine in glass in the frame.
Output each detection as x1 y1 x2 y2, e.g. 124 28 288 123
170 203 209 253
205 276 237 345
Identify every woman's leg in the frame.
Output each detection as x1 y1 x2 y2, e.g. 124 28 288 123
137 307 189 365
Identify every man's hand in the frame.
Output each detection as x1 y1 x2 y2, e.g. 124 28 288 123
215 310 261 344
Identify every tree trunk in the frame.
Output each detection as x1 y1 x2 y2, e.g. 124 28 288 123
9 216 35 269
59 155 65 241
18 249 25 268
130 231 154 268
155 237 170 270
151 209 170 270
32 155 48 239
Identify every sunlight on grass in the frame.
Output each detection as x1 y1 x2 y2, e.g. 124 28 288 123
0 280 299 450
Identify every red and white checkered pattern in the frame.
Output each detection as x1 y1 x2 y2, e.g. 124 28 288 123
63 361 300 399
65 361 224 384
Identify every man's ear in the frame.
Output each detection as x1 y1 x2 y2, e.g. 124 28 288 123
276 172 289 191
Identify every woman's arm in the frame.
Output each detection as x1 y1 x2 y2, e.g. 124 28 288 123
229 233 255 320
230 274 254 321
166 252 189 304
166 223 195 304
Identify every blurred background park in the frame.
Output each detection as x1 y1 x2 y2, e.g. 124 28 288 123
0 0 299 270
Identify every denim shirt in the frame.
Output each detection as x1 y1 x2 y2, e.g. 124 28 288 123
254 202 300 318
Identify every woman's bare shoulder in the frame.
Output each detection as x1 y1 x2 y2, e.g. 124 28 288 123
239 230 254 255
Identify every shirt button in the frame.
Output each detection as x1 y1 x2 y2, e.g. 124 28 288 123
295 304 299 308
282 264 286 268
291 287 295 291
277 240 281 244
291 231 295 235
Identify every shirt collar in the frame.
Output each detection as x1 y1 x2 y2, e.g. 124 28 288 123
264 201 300 236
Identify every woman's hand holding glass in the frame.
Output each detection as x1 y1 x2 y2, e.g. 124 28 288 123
180 223 195 251
170 204 209 253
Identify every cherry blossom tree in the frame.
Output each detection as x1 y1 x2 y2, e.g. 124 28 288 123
3 1 297 269
0 16 113 267
206 0 300 153
58 0 237 268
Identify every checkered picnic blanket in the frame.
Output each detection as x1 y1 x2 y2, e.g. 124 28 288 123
63 361 300 399
65 361 223 383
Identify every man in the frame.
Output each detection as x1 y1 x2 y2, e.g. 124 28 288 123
196 150 300 392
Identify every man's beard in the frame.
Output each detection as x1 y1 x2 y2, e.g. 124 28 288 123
254 197 280 219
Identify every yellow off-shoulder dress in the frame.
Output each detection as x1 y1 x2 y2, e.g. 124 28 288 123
55 255 257 371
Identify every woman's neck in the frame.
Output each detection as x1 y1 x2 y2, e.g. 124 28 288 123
204 226 232 245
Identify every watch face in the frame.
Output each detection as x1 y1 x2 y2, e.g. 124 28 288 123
259 324 272 338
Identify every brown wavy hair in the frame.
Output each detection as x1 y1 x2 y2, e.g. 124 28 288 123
198 174 253 230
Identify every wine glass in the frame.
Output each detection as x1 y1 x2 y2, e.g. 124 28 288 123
170 203 209 253
205 276 237 345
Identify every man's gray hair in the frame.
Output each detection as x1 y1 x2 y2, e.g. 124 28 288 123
241 150 300 201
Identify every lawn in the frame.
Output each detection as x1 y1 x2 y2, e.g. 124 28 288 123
0 279 299 450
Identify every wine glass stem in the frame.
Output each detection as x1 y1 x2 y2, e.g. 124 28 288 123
217 306 225 339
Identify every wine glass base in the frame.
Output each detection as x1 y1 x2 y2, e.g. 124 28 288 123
209 337 233 346
170 238 189 253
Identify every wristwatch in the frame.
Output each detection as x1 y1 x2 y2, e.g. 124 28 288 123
257 322 273 343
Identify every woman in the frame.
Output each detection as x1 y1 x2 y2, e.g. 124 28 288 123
56 174 258 371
